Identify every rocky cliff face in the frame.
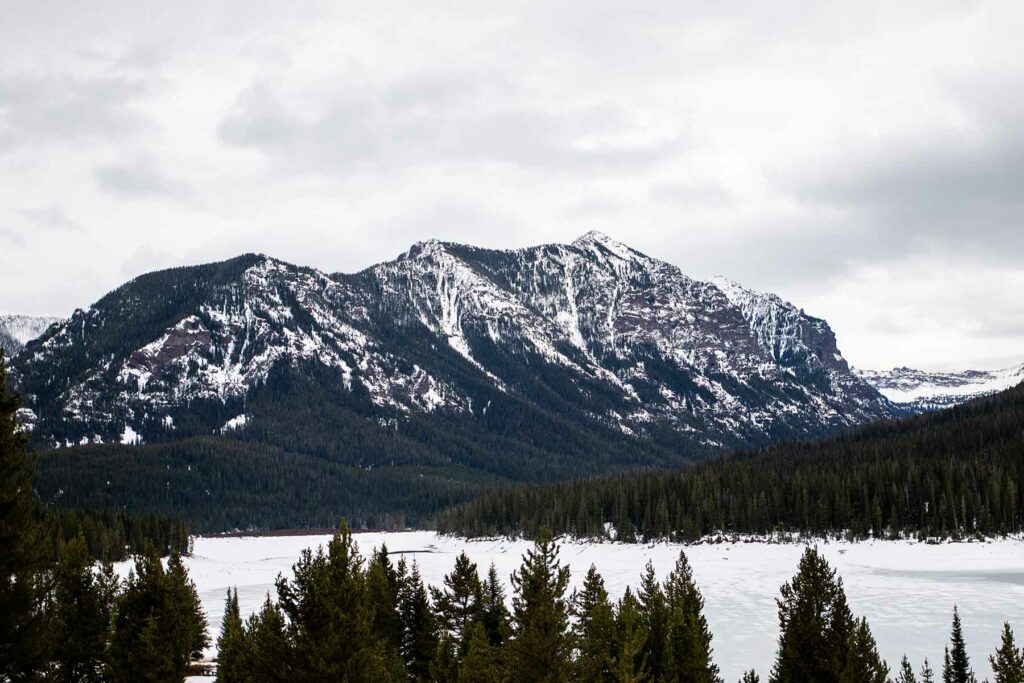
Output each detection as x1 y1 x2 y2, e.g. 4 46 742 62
0 315 61 357
11 233 893 461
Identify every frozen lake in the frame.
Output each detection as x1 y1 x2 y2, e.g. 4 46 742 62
149 531 1024 681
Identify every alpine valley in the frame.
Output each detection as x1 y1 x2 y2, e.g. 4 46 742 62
10 232 899 529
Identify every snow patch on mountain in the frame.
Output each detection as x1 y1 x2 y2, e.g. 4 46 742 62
858 363 1024 411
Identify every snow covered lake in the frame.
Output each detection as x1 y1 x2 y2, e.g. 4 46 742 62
150 531 1024 681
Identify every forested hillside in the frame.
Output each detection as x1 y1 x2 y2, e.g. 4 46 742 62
438 382 1024 540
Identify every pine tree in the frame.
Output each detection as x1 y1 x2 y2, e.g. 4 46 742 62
740 671 760 683
431 551 484 656
50 534 117 683
216 588 246 683
459 623 504 683
239 594 291 683
770 547 856 683
663 550 720 682
571 564 616 682
611 588 648 683
838 617 888 683
430 632 460 683
480 562 510 648
0 352 49 679
637 561 669 680
108 545 209 683
366 545 403 655
895 656 918 683
990 622 1024 683
400 560 439 681
943 607 976 683
920 658 936 683
508 528 571 682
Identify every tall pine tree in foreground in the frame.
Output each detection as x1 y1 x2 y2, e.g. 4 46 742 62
509 528 572 682
611 587 647 683
942 607 976 683
663 550 720 682
990 622 1024 683
240 595 291 683
895 655 918 683
571 564 616 682
430 551 483 658
0 351 50 679
637 560 669 681
216 587 246 683
770 547 857 683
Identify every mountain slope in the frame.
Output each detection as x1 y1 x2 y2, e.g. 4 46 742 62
858 363 1024 411
0 315 61 357
11 233 896 525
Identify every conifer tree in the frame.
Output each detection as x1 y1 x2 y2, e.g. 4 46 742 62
637 561 669 680
239 594 291 683
740 671 760 683
460 623 503 683
770 547 856 683
943 607 976 683
108 545 209 683
216 587 246 683
508 528 571 682
0 353 49 679
480 562 510 648
50 534 117 683
990 622 1024 683
430 632 460 683
838 617 888 683
400 561 439 681
611 587 648 683
571 564 616 682
431 551 484 655
366 545 403 655
895 656 918 683
663 550 720 682
920 659 936 683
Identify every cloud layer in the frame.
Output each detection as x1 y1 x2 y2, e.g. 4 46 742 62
0 0 1021 370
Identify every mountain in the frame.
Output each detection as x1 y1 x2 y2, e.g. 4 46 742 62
0 315 61 357
11 232 895 527
857 363 1024 411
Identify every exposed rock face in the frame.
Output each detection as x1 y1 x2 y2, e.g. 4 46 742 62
11 233 892 457
0 315 61 357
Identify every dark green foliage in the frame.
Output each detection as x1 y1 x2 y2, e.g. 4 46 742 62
571 564 616 682
921 659 937 683
611 588 648 683
460 623 504 682
896 656 918 683
42 507 190 562
216 588 245 683
431 551 484 657
439 384 1024 541
480 562 510 649
400 561 439 681
0 352 49 680
238 595 291 683
107 545 209 683
943 607 976 683
49 534 117 683
770 547 858 683
839 617 888 683
740 671 761 683
664 550 720 682
637 561 669 681
990 623 1024 683
366 545 404 655
508 528 572 681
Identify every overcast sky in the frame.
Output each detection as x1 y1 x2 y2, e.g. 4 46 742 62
1 0 1021 371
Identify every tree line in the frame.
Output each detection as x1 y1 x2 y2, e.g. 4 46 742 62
438 384 1024 541
2 357 210 681
41 507 190 562
214 524 1024 682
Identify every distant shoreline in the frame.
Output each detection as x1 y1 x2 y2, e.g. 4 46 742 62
200 528 421 539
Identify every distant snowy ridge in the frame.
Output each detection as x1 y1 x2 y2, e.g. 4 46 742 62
0 315 61 357
857 363 1024 411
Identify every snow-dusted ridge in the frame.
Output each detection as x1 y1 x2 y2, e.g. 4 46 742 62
858 363 1024 411
12 233 893 451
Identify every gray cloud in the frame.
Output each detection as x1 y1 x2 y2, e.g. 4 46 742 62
0 74 149 153
218 78 681 176
21 205 84 232
95 155 191 199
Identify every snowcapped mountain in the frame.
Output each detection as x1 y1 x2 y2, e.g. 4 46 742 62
0 315 61 357
857 363 1024 411
10 232 893 475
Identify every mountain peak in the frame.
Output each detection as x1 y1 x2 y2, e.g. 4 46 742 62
571 230 645 262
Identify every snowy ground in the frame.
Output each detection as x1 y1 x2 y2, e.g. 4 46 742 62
149 532 1024 681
